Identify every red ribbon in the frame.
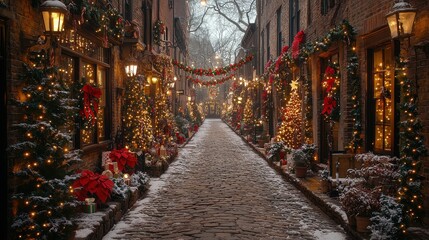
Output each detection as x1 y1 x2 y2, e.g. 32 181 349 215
81 84 102 123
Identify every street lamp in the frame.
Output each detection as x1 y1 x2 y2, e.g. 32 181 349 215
125 56 138 77
40 0 67 37
386 0 416 39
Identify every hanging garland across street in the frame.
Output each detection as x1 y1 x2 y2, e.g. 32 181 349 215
173 54 254 76
187 74 235 86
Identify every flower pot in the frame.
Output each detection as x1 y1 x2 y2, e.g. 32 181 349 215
295 166 307 178
347 214 356 228
320 179 330 193
355 215 371 233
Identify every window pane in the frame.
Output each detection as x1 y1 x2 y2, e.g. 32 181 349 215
375 99 384 124
59 55 76 149
81 62 96 145
375 125 383 150
384 125 392 151
97 67 106 140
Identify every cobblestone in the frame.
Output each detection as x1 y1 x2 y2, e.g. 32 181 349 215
103 119 351 239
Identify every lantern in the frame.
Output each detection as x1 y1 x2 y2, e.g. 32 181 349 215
386 0 416 39
125 56 138 77
40 0 68 36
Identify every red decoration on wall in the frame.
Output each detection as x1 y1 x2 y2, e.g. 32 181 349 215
292 31 305 60
80 84 102 123
321 96 337 115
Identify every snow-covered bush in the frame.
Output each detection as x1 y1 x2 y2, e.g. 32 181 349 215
131 171 150 190
369 195 403 240
111 178 131 201
339 185 380 218
267 141 288 161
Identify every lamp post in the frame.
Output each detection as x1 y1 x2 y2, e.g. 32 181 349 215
386 0 416 39
39 0 68 66
125 56 138 77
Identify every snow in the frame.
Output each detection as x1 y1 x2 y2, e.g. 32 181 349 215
313 230 348 240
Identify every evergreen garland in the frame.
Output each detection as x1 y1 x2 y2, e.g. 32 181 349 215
347 46 363 152
396 57 427 233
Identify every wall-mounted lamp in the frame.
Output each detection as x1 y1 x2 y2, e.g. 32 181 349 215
40 0 67 38
125 56 138 77
146 75 158 84
386 0 416 39
188 96 192 101
200 0 207 6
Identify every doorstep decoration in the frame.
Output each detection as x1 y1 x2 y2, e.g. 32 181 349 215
72 170 114 204
84 198 97 213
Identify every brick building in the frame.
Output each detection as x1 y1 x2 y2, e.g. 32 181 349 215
2 0 189 232
256 0 429 223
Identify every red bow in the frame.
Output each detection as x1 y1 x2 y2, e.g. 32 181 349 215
81 84 102 123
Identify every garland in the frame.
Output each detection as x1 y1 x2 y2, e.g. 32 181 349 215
153 19 166 45
173 54 254 76
321 63 340 121
396 57 427 233
187 74 235 86
66 0 125 43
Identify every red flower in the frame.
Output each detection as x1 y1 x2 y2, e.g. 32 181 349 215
109 148 137 172
324 77 335 92
80 84 102 123
72 170 114 203
281 45 289 55
321 97 337 116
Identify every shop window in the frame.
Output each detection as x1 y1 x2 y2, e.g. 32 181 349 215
59 30 111 149
368 45 394 154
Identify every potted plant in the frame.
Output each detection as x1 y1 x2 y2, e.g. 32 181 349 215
267 141 286 162
319 168 330 193
109 148 138 174
72 170 115 212
258 134 269 148
291 148 309 178
339 184 380 232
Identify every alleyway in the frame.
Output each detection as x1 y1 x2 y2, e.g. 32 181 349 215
103 119 350 240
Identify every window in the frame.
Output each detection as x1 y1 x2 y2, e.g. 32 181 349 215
276 7 282 56
261 29 265 73
266 22 270 62
289 0 300 45
321 0 329 15
59 30 111 149
369 45 394 154
124 0 133 22
307 0 312 24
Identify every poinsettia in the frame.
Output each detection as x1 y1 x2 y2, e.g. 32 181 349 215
72 170 114 203
109 148 137 172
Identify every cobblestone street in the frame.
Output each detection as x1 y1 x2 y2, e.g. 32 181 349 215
103 119 350 240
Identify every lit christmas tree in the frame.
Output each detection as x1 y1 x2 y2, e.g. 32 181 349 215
243 98 254 129
277 80 303 149
122 77 153 151
8 52 81 239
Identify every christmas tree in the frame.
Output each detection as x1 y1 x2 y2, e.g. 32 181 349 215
243 98 254 129
122 77 153 151
8 51 81 239
277 80 303 149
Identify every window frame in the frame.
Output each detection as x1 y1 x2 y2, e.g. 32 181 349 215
276 7 282 57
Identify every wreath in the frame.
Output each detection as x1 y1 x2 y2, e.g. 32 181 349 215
153 19 165 45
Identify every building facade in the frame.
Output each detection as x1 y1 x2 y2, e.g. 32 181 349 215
256 0 429 223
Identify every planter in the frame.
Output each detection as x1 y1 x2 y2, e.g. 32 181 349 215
258 139 266 148
295 166 307 178
320 179 330 193
347 214 356 228
355 215 371 233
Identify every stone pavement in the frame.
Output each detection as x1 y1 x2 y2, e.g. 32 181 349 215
103 119 351 240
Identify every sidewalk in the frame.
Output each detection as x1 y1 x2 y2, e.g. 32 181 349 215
227 122 429 240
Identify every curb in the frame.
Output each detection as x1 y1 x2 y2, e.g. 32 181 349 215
224 121 367 240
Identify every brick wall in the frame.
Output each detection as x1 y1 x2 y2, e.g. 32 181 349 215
257 0 429 222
